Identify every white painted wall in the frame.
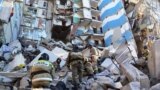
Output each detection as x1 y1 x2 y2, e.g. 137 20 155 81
3 2 23 43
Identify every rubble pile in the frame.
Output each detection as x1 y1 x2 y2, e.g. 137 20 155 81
0 37 153 90
0 0 160 90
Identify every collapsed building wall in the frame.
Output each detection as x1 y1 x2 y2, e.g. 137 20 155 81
52 0 72 41
99 0 137 52
19 0 53 41
0 0 23 43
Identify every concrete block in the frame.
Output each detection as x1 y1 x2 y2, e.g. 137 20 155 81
121 82 140 90
4 53 26 72
101 58 113 68
29 48 58 66
150 83 160 90
120 62 150 89
148 39 160 78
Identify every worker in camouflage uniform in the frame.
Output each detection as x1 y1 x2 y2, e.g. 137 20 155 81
30 53 55 88
83 57 94 77
87 44 100 73
66 52 84 89
53 58 61 72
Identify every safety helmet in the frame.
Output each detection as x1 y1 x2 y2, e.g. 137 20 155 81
39 53 49 60
56 58 61 64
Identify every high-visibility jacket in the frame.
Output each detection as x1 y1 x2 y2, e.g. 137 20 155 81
30 60 55 85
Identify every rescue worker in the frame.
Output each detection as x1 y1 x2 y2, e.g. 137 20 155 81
54 58 61 72
142 46 149 60
66 52 84 89
83 57 94 77
30 53 55 88
87 44 100 73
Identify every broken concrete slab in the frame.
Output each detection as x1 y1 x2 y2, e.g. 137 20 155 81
0 85 12 90
120 75 129 86
52 47 69 67
90 82 104 90
85 78 95 89
52 47 68 58
121 82 140 90
96 69 110 76
29 48 58 66
120 62 150 89
115 82 123 89
108 63 120 75
9 40 22 51
101 58 113 68
3 53 11 61
148 39 160 79
3 53 26 72
95 76 117 89
0 76 13 82
150 83 160 90
19 76 30 89
0 72 26 78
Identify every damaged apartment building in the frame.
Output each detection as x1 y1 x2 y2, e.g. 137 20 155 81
1 0 160 90
52 0 103 46
0 0 23 43
19 0 53 41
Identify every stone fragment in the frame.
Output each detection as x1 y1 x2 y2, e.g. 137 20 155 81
121 82 140 90
150 83 160 90
120 62 150 89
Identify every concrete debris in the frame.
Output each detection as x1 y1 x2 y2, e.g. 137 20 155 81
0 37 152 89
96 76 119 89
120 62 150 89
29 48 58 66
4 53 26 72
0 0 159 89
148 39 160 79
150 83 160 90
121 81 140 90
